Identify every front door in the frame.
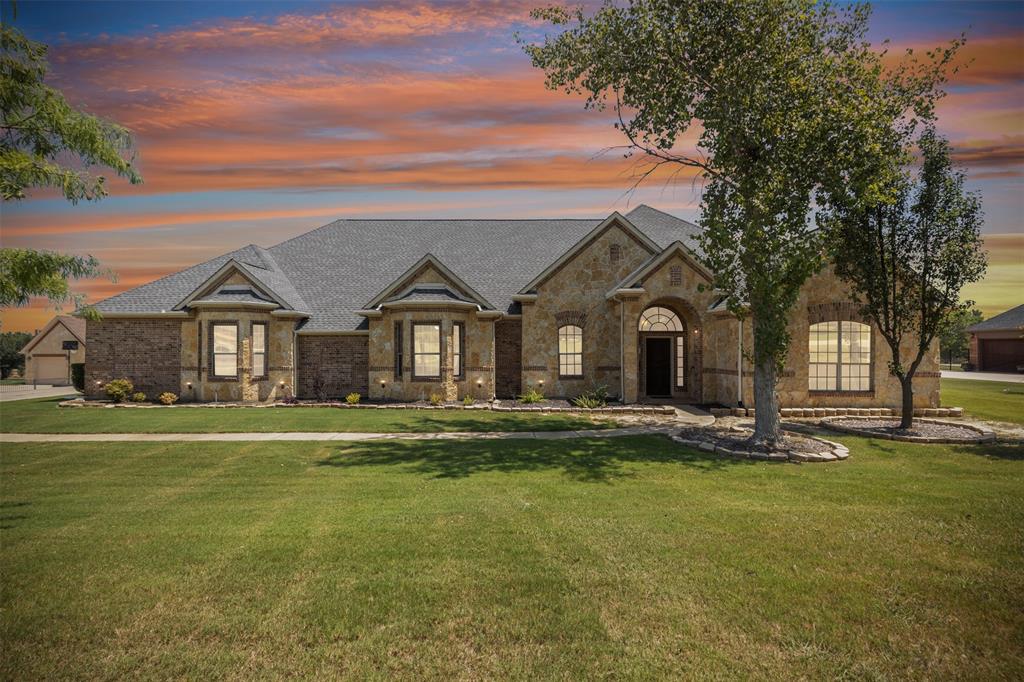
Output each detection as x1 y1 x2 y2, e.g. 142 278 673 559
645 337 672 397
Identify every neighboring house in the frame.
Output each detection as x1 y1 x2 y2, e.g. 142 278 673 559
84 205 940 407
20 315 86 385
966 304 1024 372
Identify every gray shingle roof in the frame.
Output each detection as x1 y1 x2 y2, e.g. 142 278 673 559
967 304 1024 332
94 205 703 332
383 285 475 306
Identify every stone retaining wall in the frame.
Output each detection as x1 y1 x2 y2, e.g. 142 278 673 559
708 406 964 418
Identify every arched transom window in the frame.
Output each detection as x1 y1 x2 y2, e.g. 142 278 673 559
638 306 683 332
558 325 583 377
809 321 872 391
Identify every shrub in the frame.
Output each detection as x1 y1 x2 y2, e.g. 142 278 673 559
518 387 545 404
281 395 299 405
345 392 361 405
70 363 85 391
131 392 148 403
573 384 609 409
429 393 444 406
104 378 133 403
158 392 178 405
462 395 475 406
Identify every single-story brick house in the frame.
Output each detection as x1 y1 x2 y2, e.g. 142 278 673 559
20 315 85 385
966 304 1024 372
84 205 940 407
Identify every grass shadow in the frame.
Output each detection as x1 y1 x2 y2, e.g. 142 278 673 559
316 435 751 483
950 442 1024 461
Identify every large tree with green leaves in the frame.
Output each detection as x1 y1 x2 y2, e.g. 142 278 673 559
1 15 138 320
938 307 983 367
0 329 31 376
826 128 986 428
522 0 959 444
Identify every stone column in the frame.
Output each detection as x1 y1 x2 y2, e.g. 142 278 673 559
441 320 457 401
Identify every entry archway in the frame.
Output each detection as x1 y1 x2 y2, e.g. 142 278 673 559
638 305 687 399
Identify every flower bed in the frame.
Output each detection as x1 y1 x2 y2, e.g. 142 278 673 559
672 426 849 463
59 398 675 416
820 416 995 444
708 406 964 418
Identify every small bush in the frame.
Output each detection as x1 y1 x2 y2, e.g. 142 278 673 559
71 363 85 391
158 392 178 405
345 392 361 405
518 387 545 404
462 395 475 406
429 393 444 406
104 378 133 403
573 384 609 409
130 392 148 403
281 395 299 405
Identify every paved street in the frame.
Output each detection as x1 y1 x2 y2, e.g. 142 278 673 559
0 386 80 403
941 371 1023 383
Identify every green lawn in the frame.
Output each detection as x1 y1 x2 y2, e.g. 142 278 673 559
2 435 1022 679
0 398 612 433
942 377 1024 425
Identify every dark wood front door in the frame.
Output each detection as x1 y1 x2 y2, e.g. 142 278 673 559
645 337 672 397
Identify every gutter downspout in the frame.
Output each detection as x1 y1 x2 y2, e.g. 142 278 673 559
737 317 743 407
292 322 299 399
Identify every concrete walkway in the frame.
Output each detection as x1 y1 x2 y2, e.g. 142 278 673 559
0 386 80 402
1 425 679 443
941 370 1023 383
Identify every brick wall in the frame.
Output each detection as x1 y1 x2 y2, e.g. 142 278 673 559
297 335 369 399
85 319 182 398
495 319 522 398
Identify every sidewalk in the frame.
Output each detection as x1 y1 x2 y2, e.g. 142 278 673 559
1 425 678 443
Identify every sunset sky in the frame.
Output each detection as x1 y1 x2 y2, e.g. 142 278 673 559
1 0 1021 332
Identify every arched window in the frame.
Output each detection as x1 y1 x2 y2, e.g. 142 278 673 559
638 306 683 332
809 321 872 391
558 325 583 377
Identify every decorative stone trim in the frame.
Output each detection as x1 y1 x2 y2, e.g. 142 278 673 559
708 406 965 419
819 416 995 444
555 310 588 328
670 431 850 463
807 302 866 324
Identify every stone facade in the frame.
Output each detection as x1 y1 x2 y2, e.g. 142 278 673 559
82 217 941 409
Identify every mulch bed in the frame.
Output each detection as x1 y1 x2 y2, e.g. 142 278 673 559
821 416 995 444
674 426 848 463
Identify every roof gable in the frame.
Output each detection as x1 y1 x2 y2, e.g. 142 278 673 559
19 316 86 355
607 241 713 298
174 259 295 311
364 254 494 310
517 213 660 294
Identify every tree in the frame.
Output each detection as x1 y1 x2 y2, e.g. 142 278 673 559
521 0 958 444
0 329 32 377
826 127 986 428
938 307 983 366
1 22 141 201
0 248 108 318
1 16 138 318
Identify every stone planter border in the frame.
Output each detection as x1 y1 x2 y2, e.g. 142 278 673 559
58 399 675 416
671 431 849 464
708 406 963 419
819 416 995 444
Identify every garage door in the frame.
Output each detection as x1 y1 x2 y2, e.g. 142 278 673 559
980 339 1024 373
34 356 69 385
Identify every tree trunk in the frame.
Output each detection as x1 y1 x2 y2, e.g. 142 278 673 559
751 355 781 446
899 376 914 429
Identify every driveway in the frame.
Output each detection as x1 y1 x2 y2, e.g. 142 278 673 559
941 370 1023 383
0 386 81 402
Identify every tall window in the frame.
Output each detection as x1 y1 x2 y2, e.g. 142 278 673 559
809 321 872 391
675 337 686 389
212 323 238 378
251 322 267 378
558 325 583 377
412 323 441 379
394 321 404 379
453 322 465 378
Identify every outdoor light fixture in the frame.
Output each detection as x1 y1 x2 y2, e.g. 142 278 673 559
186 381 193 388
95 380 102 386
476 379 483 387
280 380 286 386
380 379 386 387
538 379 545 386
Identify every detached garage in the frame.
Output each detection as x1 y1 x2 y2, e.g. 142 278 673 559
967 304 1024 373
19 316 86 385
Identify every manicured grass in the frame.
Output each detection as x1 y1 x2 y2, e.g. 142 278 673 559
2 435 1022 679
0 398 613 433
942 377 1024 425
0 378 25 385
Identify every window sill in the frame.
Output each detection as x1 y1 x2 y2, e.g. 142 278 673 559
808 389 874 397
